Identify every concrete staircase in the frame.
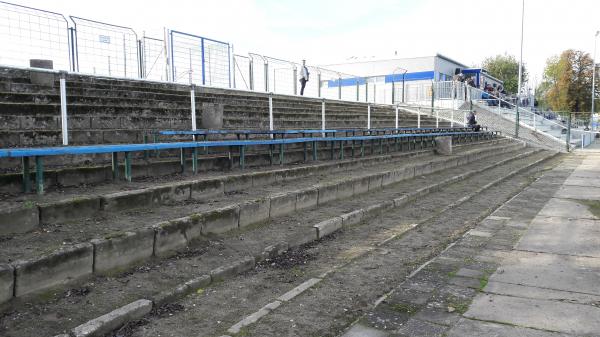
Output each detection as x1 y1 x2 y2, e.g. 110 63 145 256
0 135 561 337
0 66 448 149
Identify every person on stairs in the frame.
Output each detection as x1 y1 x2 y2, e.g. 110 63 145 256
467 111 481 132
299 60 310 96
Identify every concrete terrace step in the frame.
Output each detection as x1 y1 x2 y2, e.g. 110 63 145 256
0 140 530 302
0 138 513 231
0 144 557 336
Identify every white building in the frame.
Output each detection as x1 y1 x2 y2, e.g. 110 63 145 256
321 54 503 105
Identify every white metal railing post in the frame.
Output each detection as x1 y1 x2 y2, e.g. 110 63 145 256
417 108 421 129
395 105 399 129
190 84 197 132
321 99 326 137
436 109 439 128
59 71 69 145
367 104 371 129
293 65 298 95
338 76 342 100
317 71 322 97
269 93 274 137
249 57 254 90
264 60 269 92
356 79 360 102
451 109 454 127
533 113 536 131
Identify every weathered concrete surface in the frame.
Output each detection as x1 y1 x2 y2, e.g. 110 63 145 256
71 299 153 337
0 264 14 304
484 280 600 305
554 184 600 200
314 217 343 239
517 216 600 257
340 323 388 337
201 103 224 129
538 198 596 218
465 293 600 335
462 151 600 336
201 205 240 235
447 318 573 337
434 136 453 155
239 198 270 227
269 192 297 218
14 243 93 296
295 188 318 210
91 229 155 273
39 196 101 224
0 205 39 235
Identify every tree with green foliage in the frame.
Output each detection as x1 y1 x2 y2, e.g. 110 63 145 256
481 54 527 94
538 49 594 112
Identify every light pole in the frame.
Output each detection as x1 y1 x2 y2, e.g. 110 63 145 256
591 31 599 131
516 0 525 138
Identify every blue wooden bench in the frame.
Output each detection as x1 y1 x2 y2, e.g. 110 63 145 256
0 130 496 194
158 127 481 140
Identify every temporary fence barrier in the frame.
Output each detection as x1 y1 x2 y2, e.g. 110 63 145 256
141 36 167 81
0 1 71 70
70 16 140 78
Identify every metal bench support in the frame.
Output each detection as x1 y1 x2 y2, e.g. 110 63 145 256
35 156 44 195
125 152 132 182
22 157 31 193
112 152 119 180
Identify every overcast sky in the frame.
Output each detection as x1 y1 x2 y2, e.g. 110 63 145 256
14 0 600 86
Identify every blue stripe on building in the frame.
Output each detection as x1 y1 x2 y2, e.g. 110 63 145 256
327 70 435 88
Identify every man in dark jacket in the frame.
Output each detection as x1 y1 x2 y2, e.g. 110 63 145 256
467 111 481 131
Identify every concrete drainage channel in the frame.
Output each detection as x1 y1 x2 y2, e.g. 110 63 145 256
0 140 525 305
51 149 557 337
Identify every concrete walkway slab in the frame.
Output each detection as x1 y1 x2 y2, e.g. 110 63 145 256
564 176 600 188
554 185 600 200
447 318 573 337
489 250 600 296
464 294 600 335
517 216 600 257
484 281 600 306
538 198 597 219
340 323 388 337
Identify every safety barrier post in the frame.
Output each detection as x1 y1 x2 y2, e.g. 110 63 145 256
451 109 454 127
338 76 342 100
395 106 399 129
533 113 536 131
59 71 69 145
367 104 371 129
269 93 274 138
417 108 421 129
293 65 298 95
356 79 360 102
190 84 197 132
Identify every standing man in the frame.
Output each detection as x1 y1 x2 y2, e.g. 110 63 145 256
299 60 309 96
